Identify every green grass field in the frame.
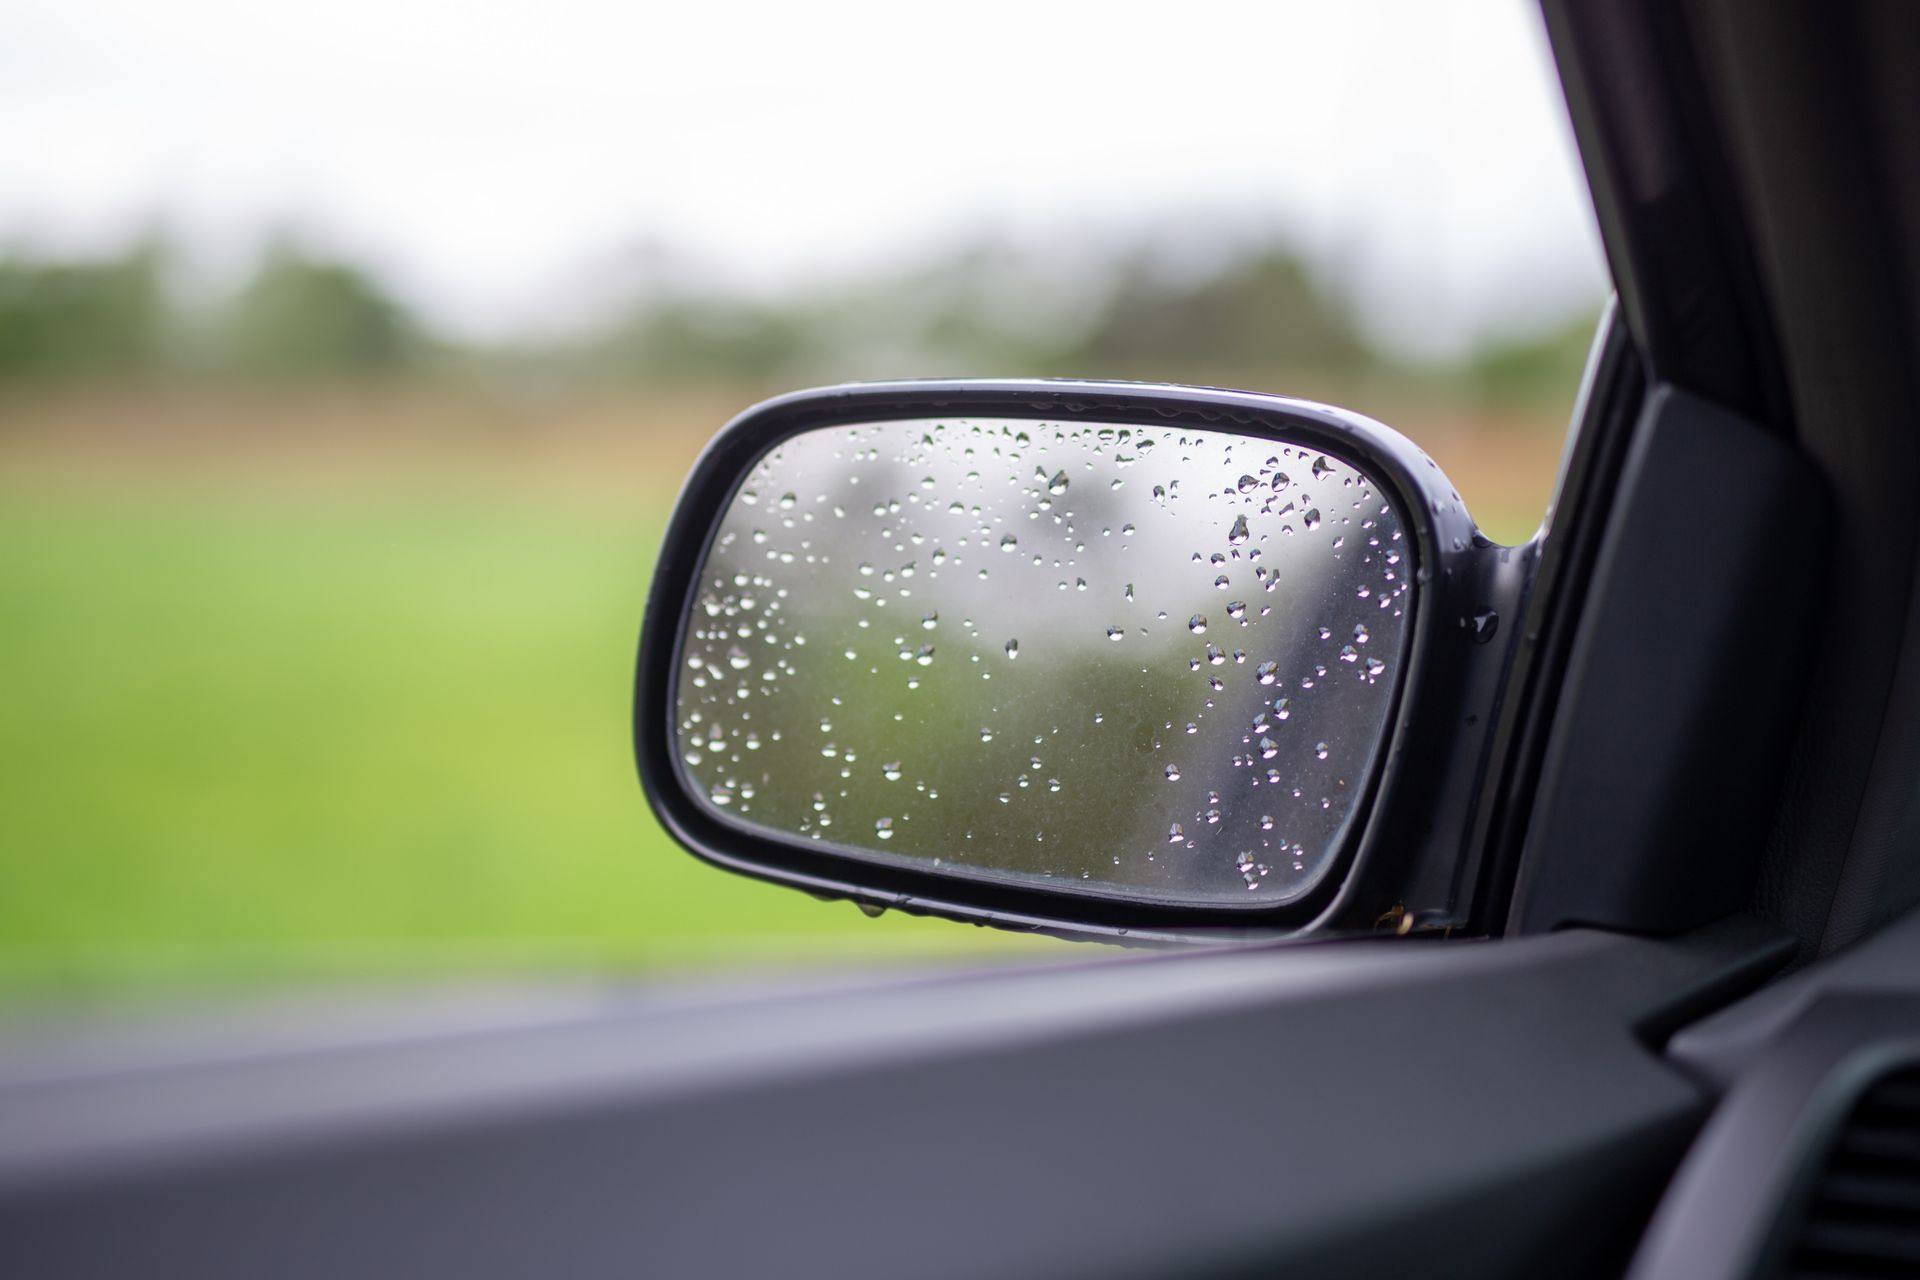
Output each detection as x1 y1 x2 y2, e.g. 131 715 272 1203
0 470 1063 1001
0 386 1554 1003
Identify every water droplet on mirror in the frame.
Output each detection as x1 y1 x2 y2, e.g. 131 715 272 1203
1005 638 1019 659
1303 508 1321 530
1237 474 1260 494
1228 514 1250 545
1048 469 1070 495
1206 644 1226 666
779 492 797 509
921 611 939 630
1164 764 1182 781
1471 609 1500 643
1312 456 1333 480
726 646 752 671
1167 823 1186 843
1000 534 1018 552
882 761 902 781
1188 614 1208 634
1107 627 1126 641
1315 742 1330 760
1339 645 1359 663
1226 600 1246 620
875 817 895 839
1256 661 1279 684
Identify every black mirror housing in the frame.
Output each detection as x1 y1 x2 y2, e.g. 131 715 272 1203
635 380 1525 944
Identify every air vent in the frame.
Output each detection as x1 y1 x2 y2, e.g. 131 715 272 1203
1787 1066 1920 1277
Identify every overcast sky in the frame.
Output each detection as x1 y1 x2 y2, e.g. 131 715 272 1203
0 0 1608 356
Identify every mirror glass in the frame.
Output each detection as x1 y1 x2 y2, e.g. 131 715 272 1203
672 417 1411 906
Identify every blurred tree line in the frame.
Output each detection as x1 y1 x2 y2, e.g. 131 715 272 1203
0 236 419 383
0 233 1596 409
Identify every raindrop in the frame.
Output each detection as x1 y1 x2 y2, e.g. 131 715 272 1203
1353 623 1370 644
1227 514 1250 545
1005 638 1020 659
1107 626 1126 641
882 761 902 781
1259 737 1279 759
1312 456 1333 480
1237 474 1260 494
1226 600 1246 620
1048 469 1070 495
1164 764 1182 781
1000 534 1019 552
1315 742 1330 760
875 817 895 840
1188 614 1208 634
1471 609 1500 643
922 611 939 630
1256 661 1279 684
1339 645 1359 663
1167 823 1186 843
1303 508 1322 531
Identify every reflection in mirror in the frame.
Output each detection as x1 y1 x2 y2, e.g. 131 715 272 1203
672 417 1411 907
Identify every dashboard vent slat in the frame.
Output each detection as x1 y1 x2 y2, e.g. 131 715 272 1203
1789 1067 1920 1278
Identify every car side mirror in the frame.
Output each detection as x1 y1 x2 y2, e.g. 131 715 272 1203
636 381 1514 943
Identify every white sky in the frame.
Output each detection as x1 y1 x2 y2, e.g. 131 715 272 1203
0 0 1607 356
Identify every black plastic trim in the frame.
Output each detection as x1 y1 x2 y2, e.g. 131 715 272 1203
1540 0 1789 430
1630 994 1920 1280
1511 385 1829 935
0 919 1792 1280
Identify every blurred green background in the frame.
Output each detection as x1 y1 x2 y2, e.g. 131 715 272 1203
0 234 1593 1001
